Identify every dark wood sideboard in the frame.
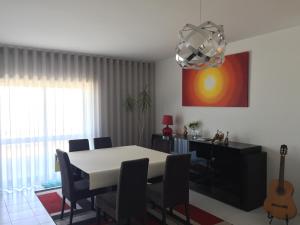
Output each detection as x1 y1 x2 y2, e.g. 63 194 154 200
152 134 267 211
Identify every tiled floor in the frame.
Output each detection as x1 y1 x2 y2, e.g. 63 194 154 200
0 190 55 225
190 191 300 225
0 190 299 225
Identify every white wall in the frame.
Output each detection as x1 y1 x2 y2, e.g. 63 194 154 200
155 25 300 208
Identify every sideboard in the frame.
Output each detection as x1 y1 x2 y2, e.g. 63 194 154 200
153 134 267 211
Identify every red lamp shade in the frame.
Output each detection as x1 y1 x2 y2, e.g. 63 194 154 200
162 115 173 125
162 115 173 136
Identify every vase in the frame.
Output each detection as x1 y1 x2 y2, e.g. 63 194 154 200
191 128 197 139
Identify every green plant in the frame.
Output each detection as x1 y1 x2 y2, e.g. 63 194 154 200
125 86 152 145
188 121 201 130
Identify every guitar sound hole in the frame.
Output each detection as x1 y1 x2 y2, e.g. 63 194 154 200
276 187 285 195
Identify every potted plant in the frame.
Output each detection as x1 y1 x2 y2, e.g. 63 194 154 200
188 121 201 139
125 86 151 146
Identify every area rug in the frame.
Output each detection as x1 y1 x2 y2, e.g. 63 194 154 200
36 189 231 225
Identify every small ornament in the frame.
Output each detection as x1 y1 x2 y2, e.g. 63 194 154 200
212 130 224 144
211 130 219 144
188 121 201 139
224 131 229 146
183 126 188 138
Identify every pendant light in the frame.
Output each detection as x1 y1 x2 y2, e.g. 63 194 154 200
175 0 226 70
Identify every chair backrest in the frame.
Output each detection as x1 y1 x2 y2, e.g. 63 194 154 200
69 139 90 152
116 158 149 222
162 154 191 208
94 137 112 149
56 149 74 199
151 134 172 153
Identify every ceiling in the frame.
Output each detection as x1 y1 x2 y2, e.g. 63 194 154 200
0 0 300 61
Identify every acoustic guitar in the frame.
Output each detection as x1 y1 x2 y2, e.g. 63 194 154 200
264 145 297 225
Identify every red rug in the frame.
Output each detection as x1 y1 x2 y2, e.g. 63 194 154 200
38 192 71 214
36 189 231 225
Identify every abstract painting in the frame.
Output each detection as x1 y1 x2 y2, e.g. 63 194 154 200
182 51 249 107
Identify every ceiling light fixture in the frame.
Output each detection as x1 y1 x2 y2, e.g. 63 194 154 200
175 1 226 70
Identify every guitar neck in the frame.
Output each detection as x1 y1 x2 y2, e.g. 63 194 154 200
278 155 285 192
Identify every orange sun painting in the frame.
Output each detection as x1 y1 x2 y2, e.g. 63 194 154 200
182 51 249 107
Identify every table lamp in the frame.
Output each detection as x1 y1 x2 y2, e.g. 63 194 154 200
162 115 173 136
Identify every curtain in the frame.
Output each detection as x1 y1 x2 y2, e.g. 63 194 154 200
0 45 155 191
0 46 96 191
95 58 155 147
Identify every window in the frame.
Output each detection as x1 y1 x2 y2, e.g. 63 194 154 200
0 78 94 191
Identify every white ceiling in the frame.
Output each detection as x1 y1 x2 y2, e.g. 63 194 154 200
0 0 300 61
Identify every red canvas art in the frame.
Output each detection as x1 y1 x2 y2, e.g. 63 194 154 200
182 51 249 107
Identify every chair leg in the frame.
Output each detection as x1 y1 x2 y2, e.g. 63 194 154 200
60 196 66 219
73 201 77 209
103 212 108 221
96 207 101 224
91 196 95 210
185 204 190 225
70 202 74 225
162 208 167 225
141 213 147 225
151 201 156 209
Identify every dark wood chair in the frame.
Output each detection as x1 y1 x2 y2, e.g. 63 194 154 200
147 154 191 225
94 137 112 149
148 134 172 184
151 134 172 153
96 158 149 225
56 149 107 225
68 139 90 181
69 139 90 152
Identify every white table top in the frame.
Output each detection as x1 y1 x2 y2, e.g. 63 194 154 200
66 145 169 190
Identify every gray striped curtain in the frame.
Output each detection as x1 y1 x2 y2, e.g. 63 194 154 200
0 45 155 191
0 45 155 147
94 58 155 147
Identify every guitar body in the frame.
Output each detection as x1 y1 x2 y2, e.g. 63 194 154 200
264 179 297 220
264 145 297 224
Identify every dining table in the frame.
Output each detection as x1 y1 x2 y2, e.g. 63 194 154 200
64 145 169 190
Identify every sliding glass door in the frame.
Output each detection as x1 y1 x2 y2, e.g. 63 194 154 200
0 79 94 191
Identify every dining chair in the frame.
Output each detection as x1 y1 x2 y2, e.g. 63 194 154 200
96 158 149 225
147 154 191 225
68 139 90 180
148 134 172 184
69 139 90 152
93 137 112 149
56 149 107 225
151 134 172 153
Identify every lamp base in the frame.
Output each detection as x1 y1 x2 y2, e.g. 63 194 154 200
162 126 173 137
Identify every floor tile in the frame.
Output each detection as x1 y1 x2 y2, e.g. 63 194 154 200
28 201 43 208
189 190 300 225
0 204 6 210
39 222 55 225
32 207 48 216
0 213 11 224
2 194 25 201
11 217 40 225
0 198 4 204
9 209 34 221
0 208 8 214
0 222 11 225
4 199 27 207
23 192 39 202
6 204 30 213
36 214 53 224
2 189 300 225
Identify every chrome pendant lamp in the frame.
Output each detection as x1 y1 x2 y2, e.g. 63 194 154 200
175 0 226 70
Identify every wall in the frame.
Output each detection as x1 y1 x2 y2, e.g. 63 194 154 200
155 25 300 207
